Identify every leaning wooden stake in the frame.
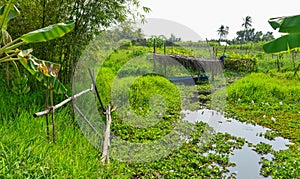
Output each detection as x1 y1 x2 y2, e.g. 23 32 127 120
45 79 50 140
101 105 112 165
49 83 56 144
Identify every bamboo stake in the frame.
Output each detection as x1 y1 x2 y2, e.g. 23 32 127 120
101 105 112 165
88 68 105 112
34 86 93 117
50 83 56 144
45 79 50 140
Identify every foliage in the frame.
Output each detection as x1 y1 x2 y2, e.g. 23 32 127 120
242 16 252 30
224 72 300 177
217 25 229 42
263 14 300 53
106 20 145 42
146 35 166 48
223 52 257 72
226 73 300 141
169 33 181 42
253 142 272 154
260 150 300 178
0 0 74 94
0 77 244 178
4 0 150 83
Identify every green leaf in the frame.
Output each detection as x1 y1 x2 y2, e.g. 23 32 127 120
48 76 68 94
21 21 74 43
0 0 20 30
18 51 67 94
263 34 300 53
268 15 300 33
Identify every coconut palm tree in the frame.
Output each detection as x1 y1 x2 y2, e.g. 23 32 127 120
242 16 252 30
241 16 252 43
217 25 229 43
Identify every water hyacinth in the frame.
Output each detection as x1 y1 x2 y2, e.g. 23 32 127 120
271 117 276 122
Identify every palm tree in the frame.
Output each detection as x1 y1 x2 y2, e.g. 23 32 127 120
241 16 252 43
217 25 229 43
242 16 252 30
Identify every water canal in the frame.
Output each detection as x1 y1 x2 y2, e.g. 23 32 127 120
182 109 292 178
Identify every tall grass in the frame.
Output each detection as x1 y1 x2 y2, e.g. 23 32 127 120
0 106 106 178
226 72 300 143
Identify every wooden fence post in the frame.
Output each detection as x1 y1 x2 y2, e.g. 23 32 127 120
101 105 112 165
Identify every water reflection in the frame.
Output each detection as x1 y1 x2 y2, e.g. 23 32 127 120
182 109 292 178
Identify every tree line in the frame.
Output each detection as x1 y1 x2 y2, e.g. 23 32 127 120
217 16 275 44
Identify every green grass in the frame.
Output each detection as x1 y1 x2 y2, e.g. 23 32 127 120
226 73 300 140
0 106 103 178
0 90 247 178
225 72 300 178
2 43 300 178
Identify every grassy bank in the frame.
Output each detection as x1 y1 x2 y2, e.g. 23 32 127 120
225 72 300 178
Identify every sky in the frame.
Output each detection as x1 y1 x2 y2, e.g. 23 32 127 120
138 0 300 41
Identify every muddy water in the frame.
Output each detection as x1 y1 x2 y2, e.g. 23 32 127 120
182 109 292 179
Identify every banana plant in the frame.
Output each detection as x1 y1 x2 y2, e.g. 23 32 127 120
263 15 300 53
0 0 74 94
263 14 300 79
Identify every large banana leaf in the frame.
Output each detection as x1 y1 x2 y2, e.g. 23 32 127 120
21 21 74 43
263 34 300 53
0 0 20 30
263 14 300 53
18 50 67 94
268 15 300 34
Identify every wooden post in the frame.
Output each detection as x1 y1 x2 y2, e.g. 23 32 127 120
34 86 93 117
153 38 157 73
50 83 56 144
6 62 10 90
88 68 105 112
101 105 112 165
205 38 213 57
164 44 167 75
45 79 50 140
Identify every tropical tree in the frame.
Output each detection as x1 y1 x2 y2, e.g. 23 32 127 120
146 35 166 48
0 0 74 94
4 0 150 83
217 25 229 43
241 16 252 43
242 16 252 30
169 33 181 42
253 31 263 42
106 21 145 42
261 32 275 41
